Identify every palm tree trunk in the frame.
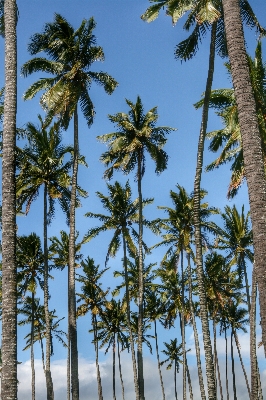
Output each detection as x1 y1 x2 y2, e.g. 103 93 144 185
174 360 178 400
230 330 237 400
224 327 229 400
222 0 266 353
154 320 165 400
67 327 71 400
122 233 139 400
113 334 116 400
137 150 145 400
180 250 186 400
31 292 36 400
1 0 17 398
213 321 223 400
250 268 263 399
44 183 54 400
193 21 217 400
187 253 206 400
69 106 80 399
93 315 103 400
234 332 251 398
185 358 193 400
117 338 125 400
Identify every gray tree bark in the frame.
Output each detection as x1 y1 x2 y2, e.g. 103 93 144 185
1 0 17 398
222 0 266 355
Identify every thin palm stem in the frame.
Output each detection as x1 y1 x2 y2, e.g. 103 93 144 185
193 22 217 400
122 234 139 400
69 106 79 400
31 292 36 400
231 330 237 400
117 339 125 400
187 254 206 400
44 183 54 400
137 151 145 400
234 331 250 398
154 320 165 400
113 334 116 400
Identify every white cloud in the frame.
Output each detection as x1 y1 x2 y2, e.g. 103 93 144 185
17 350 266 400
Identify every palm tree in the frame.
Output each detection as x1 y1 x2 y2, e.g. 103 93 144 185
49 230 83 400
19 297 67 374
142 3 263 397
195 41 266 198
21 15 118 398
16 233 44 400
153 184 218 400
94 299 128 400
98 96 175 399
77 257 109 400
83 180 153 400
215 205 253 311
145 290 166 400
160 338 184 400
221 0 266 351
1 0 17 398
16 116 74 399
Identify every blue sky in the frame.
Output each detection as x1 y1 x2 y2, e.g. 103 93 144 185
1 1 266 399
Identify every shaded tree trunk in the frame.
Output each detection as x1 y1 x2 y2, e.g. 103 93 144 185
122 233 139 400
213 322 223 400
113 334 116 400
224 327 229 400
187 253 206 400
1 0 17 398
234 331 250 398
193 21 217 400
137 150 145 400
69 106 79 399
222 0 266 354
250 268 263 399
44 183 54 400
31 292 36 400
230 330 237 400
185 358 193 400
174 360 178 400
93 315 103 400
117 339 125 400
154 320 165 400
180 250 186 400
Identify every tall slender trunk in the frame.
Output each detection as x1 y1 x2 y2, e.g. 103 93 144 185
93 315 103 400
67 265 71 400
193 21 217 400
69 106 79 399
1 0 17 398
180 250 186 400
122 233 139 400
117 339 125 400
213 321 223 400
44 183 54 400
230 330 237 400
185 358 193 400
154 320 165 400
234 331 250 398
224 327 229 400
250 268 263 399
243 260 250 313
113 334 116 400
222 0 266 353
31 292 36 400
137 150 145 400
174 360 178 400
187 253 206 400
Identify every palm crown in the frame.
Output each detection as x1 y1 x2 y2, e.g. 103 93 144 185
98 96 176 180
21 13 118 129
